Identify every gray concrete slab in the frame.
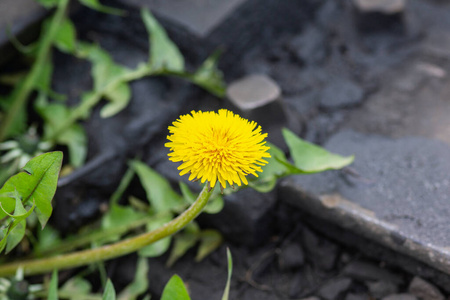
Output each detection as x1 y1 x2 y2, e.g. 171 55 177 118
280 130 450 274
127 0 246 37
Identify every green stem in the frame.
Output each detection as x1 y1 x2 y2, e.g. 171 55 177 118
0 0 69 142
44 64 151 142
0 184 212 277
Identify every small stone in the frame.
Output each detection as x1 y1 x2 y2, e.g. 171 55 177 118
319 78 364 110
343 261 403 285
302 227 340 270
227 74 281 110
288 25 326 65
278 242 305 271
367 280 399 298
346 293 370 300
383 294 418 300
352 0 405 14
317 277 353 300
408 276 445 300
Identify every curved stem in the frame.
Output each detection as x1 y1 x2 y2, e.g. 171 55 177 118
0 0 69 142
0 185 212 277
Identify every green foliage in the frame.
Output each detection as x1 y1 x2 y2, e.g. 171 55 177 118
282 128 354 173
161 275 191 300
222 248 233 300
142 9 184 72
47 270 58 300
102 280 116 300
0 152 62 253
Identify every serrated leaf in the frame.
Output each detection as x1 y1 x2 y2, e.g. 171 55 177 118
54 18 76 53
190 51 226 97
102 279 116 300
139 214 173 257
161 275 191 300
195 230 223 262
100 82 131 118
0 152 63 228
78 0 124 15
221 248 233 300
118 257 149 300
282 128 354 173
131 160 185 213
166 223 200 267
141 9 184 72
48 270 59 300
36 99 87 167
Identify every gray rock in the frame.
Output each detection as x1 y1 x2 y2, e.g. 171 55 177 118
280 130 450 275
288 25 326 65
319 78 364 110
408 277 445 300
346 293 370 300
227 74 281 110
382 294 418 300
317 277 353 300
302 227 340 271
343 260 403 285
278 242 305 271
199 188 277 247
367 280 399 298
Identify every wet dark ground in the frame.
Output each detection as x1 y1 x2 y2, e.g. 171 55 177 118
4 0 450 298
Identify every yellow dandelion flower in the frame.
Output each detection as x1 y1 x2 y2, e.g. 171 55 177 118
165 109 271 190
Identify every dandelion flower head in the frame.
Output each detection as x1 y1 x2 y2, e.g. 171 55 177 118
165 109 271 189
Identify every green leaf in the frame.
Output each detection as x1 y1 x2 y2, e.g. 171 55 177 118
60 276 93 296
221 248 233 300
34 224 61 255
195 230 223 262
141 9 184 72
0 152 63 228
1 191 35 253
100 82 131 118
139 214 173 257
102 279 116 300
101 204 146 244
282 128 354 173
190 50 226 97
131 160 185 213
54 18 76 53
161 275 191 300
166 223 200 267
78 0 124 15
179 182 224 214
248 142 288 193
5 219 25 253
78 43 133 118
36 99 87 167
47 270 58 300
118 257 149 300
